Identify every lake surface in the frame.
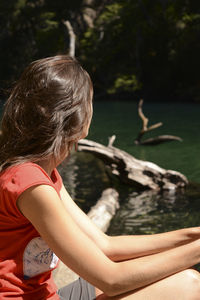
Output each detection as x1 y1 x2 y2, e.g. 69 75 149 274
59 101 200 236
89 101 200 183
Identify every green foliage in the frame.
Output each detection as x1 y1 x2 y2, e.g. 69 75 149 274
108 75 142 94
79 0 200 101
98 3 123 24
1 0 200 101
0 0 82 87
35 12 63 57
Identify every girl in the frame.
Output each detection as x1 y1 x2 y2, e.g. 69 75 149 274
1 55 200 300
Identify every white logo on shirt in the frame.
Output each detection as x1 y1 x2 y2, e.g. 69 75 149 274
23 237 59 279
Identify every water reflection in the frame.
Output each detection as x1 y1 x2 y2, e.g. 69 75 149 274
58 152 111 213
58 152 200 237
107 188 200 236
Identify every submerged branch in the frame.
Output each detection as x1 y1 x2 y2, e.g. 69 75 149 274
135 99 182 145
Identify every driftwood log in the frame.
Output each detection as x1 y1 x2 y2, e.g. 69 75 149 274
88 188 119 232
135 99 183 145
78 138 188 190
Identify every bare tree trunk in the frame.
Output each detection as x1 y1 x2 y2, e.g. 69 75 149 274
63 20 76 57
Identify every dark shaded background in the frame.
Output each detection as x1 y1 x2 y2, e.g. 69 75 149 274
0 0 200 102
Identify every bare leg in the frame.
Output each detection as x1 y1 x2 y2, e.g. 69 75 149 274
96 269 200 300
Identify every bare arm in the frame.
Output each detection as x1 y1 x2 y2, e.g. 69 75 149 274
17 185 200 297
59 184 110 253
60 184 200 261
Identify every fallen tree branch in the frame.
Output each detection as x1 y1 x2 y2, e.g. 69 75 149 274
87 188 119 232
78 138 188 190
135 99 182 145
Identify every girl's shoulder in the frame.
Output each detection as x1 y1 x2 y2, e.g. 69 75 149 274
0 162 48 184
0 162 62 198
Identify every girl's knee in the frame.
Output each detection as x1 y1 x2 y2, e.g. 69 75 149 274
182 268 200 283
181 269 200 300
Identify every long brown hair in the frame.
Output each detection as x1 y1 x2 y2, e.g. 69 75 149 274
0 55 93 171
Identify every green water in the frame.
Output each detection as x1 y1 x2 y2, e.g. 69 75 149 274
59 101 200 235
88 101 200 183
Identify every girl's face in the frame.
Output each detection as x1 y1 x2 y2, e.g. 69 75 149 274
79 100 93 140
57 101 93 166
57 117 92 166
80 120 91 140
